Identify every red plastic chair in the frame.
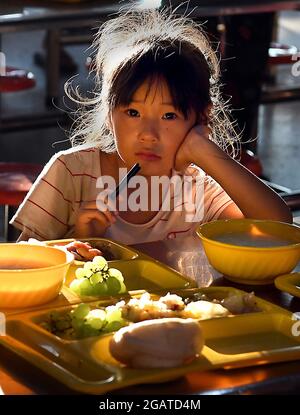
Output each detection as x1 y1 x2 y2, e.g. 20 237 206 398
0 67 42 240
0 163 42 206
268 42 298 65
0 67 36 92
0 163 43 241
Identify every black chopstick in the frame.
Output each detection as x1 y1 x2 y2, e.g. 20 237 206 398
109 163 141 201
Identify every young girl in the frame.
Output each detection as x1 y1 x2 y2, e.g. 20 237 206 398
12 9 291 253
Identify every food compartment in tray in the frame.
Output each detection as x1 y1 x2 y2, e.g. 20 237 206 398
30 287 268 342
99 260 196 291
275 272 300 298
46 237 139 262
201 312 300 355
65 258 196 299
89 312 300 371
4 319 116 384
4 287 300 394
3 316 196 393
183 286 286 314
31 296 130 341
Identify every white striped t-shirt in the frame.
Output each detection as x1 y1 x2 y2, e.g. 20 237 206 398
11 145 234 244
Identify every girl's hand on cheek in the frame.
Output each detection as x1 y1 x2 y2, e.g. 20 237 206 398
174 124 210 172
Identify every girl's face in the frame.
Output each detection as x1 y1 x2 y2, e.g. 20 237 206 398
110 78 197 177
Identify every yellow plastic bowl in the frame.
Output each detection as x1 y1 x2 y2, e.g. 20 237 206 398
196 219 300 285
0 244 74 308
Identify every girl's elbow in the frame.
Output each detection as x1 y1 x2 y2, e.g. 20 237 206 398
281 203 293 224
268 198 293 224
272 208 293 224
282 211 293 224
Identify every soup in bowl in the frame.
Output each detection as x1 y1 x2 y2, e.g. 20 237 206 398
0 243 74 308
196 219 300 285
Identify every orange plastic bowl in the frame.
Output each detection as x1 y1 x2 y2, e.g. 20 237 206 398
196 219 300 285
0 244 73 308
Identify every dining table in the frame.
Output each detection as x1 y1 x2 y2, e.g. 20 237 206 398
0 232 300 396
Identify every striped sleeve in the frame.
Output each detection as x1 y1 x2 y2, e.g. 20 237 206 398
10 152 75 240
202 176 234 223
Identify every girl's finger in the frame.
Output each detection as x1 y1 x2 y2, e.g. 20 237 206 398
96 197 119 218
80 209 111 226
100 207 117 225
65 240 93 250
75 209 111 238
76 247 97 260
72 251 84 261
88 248 103 256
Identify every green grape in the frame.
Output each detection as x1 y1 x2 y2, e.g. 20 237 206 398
105 306 123 323
85 318 103 330
85 309 106 330
108 268 124 282
77 325 100 339
106 277 121 295
78 278 94 296
88 309 106 320
103 320 125 333
119 281 127 294
75 267 86 279
71 317 84 331
93 281 108 296
83 261 93 270
71 303 91 319
82 261 94 277
90 262 100 273
101 271 109 281
55 319 72 331
69 279 83 295
49 311 61 321
92 256 108 271
70 262 127 296
90 272 103 286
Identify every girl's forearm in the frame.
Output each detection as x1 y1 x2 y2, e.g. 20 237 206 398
193 145 292 223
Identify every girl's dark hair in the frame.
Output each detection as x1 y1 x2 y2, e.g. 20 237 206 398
67 9 239 156
109 40 211 120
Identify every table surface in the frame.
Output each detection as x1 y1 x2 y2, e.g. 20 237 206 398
1 0 300 32
0 234 300 395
